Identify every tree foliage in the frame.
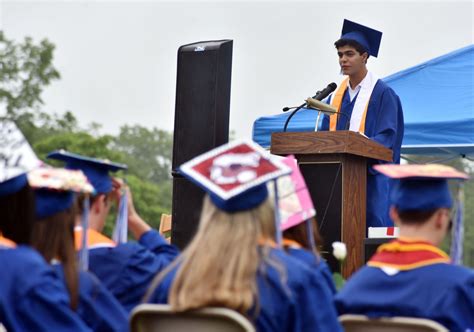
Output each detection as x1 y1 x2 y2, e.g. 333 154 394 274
0 32 174 236
0 32 60 115
112 125 173 184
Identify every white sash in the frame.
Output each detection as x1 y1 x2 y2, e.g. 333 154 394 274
349 71 378 132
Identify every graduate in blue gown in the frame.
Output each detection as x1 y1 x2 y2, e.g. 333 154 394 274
335 164 474 331
282 220 336 295
29 167 128 331
320 19 404 228
276 155 336 294
0 237 91 332
144 140 342 332
0 133 90 332
47 150 179 312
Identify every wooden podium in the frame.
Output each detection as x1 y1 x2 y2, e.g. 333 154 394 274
271 131 392 278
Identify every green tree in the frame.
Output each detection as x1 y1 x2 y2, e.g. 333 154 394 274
112 125 173 184
0 32 174 239
0 31 60 116
31 125 172 237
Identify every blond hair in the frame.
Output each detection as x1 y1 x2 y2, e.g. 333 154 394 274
146 195 276 314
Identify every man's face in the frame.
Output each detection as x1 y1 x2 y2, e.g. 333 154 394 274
337 45 368 77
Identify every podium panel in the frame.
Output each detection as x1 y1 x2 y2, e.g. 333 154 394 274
297 153 366 277
299 161 342 273
271 131 391 277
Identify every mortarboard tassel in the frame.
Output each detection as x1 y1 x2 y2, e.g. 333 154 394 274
79 196 90 271
113 189 128 244
450 183 464 265
272 178 282 247
305 219 317 254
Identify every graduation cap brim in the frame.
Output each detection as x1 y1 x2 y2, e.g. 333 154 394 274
179 139 292 202
47 150 128 172
340 19 382 57
47 150 127 194
374 164 469 180
374 164 468 211
28 167 95 194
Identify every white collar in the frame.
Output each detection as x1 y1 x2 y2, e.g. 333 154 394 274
349 71 371 91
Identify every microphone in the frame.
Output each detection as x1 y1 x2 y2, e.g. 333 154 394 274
314 82 337 101
282 82 338 132
282 82 337 112
282 106 299 112
306 98 338 114
306 97 351 131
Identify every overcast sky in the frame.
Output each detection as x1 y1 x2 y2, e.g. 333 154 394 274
1 0 473 138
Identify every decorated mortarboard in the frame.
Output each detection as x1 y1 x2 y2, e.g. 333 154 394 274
374 163 469 265
269 155 318 251
374 164 469 211
47 150 127 194
271 155 316 231
340 19 382 57
0 120 42 197
28 167 95 219
179 139 292 213
29 167 95 270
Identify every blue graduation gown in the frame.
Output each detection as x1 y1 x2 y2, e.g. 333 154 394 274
147 247 343 332
285 247 337 295
335 251 474 330
321 79 404 228
0 244 91 332
88 229 179 312
52 264 128 332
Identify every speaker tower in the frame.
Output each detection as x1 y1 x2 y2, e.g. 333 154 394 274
171 40 233 249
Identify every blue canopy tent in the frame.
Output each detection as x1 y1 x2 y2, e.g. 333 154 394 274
252 45 474 159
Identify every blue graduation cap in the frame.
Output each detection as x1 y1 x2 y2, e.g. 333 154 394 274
47 150 129 245
374 164 469 265
179 139 291 213
0 120 42 197
28 167 95 219
28 167 95 270
0 174 28 197
47 150 127 194
340 19 382 57
374 164 469 212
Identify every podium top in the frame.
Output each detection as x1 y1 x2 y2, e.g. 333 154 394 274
270 131 392 162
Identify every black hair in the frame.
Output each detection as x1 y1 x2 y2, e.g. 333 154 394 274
334 38 369 59
397 209 439 225
0 183 35 244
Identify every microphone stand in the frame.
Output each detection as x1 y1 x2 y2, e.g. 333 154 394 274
283 101 308 132
283 91 321 132
307 108 351 131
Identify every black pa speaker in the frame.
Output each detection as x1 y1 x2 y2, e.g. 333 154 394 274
171 40 233 249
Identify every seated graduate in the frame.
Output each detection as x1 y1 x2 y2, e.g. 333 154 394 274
275 155 336 295
47 150 180 312
335 164 474 331
144 140 342 332
0 121 91 331
29 167 128 332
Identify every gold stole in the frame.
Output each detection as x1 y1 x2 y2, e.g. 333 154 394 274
329 77 370 133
